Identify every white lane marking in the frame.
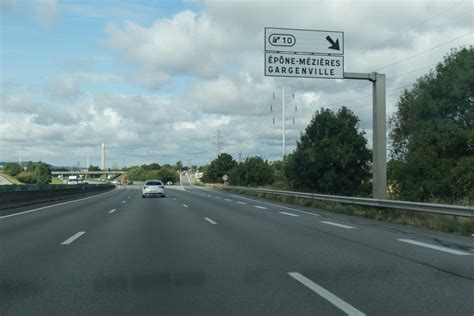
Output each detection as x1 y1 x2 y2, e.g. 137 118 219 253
280 211 300 217
289 272 365 316
108 209 116 214
321 221 355 229
173 198 177 201
204 217 217 225
121 200 126 204
61 231 86 245
224 198 232 201
397 239 471 256
227 193 320 216
215 196 221 199
0 189 116 220
207 195 213 198
254 205 268 210
237 201 247 205
128 196 131 199
182 204 189 208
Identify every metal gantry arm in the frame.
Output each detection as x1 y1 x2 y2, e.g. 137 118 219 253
343 72 387 199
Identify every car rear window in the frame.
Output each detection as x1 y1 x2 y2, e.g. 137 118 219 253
146 180 162 186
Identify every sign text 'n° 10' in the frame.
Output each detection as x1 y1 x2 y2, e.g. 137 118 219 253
264 27 344 79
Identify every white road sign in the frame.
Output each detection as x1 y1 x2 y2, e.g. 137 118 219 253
265 27 344 55
264 27 344 79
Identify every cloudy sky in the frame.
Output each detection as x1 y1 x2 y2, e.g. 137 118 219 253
1 0 472 168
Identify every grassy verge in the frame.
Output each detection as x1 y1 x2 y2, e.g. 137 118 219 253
204 184 473 236
50 177 64 184
0 174 22 184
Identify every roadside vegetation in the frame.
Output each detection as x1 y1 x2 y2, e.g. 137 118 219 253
198 48 473 234
200 48 473 206
3 161 52 184
124 163 180 184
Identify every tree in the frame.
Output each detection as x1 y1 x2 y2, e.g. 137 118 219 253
88 165 100 172
4 162 22 176
201 153 236 183
230 156 273 186
156 166 178 183
389 47 473 203
284 106 371 195
33 162 51 184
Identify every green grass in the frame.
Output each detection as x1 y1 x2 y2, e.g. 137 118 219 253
50 177 64 184
0 173 22 184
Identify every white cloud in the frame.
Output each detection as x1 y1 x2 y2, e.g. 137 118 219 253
34 0 58 31
46 75 82 99
1 0 472 165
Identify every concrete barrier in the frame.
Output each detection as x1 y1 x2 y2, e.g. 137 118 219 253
0 184 115 212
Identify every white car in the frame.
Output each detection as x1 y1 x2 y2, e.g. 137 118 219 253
142 180 166 198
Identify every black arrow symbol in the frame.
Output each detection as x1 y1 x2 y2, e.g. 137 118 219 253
325 35 340 51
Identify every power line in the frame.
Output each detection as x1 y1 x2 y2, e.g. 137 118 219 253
376 31 472 71
310 4 472 93
370 0 468 50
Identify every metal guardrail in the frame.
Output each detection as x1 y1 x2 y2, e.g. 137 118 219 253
221 186 474 218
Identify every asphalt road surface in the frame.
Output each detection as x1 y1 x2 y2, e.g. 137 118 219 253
1 177 473 315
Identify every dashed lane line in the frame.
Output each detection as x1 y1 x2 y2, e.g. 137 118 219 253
280 211 300 217
289 272 365 316
321 221 355 229
204 217 217 225
61 231 86 245
227 193 321 216
397 239 471 256
108 209 116 214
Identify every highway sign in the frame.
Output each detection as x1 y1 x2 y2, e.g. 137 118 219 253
265 52 343 79
264 27 344 79
265 27 344 55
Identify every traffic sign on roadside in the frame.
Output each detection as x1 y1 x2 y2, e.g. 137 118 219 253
264 27 344 79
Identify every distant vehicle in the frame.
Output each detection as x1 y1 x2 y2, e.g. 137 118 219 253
128 179 133 185
122 178 128 185
67 175 79 185
166 181 172 185
142 180 165 198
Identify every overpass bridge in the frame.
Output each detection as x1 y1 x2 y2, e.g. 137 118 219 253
51 170 127 177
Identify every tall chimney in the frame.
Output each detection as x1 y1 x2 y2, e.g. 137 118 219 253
100 143 105 171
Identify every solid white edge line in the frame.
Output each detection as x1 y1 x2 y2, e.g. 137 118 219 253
289 272 366 316
254 205 268 209
108 209 116 214
321 221 355 229
280 211 300 217
204 217 217 225
397 239 471 256
227 193 321 216
61 231 86 245
182 204 189 208
0 189 116 220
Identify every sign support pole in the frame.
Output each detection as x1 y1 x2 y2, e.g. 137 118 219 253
343 72 387 199
282 85 286 158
